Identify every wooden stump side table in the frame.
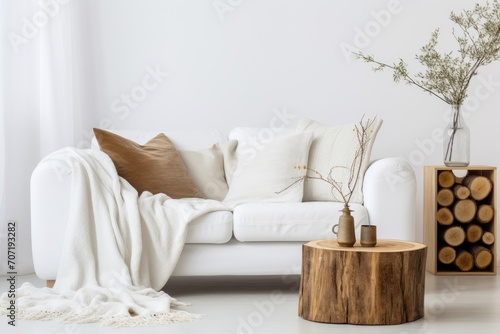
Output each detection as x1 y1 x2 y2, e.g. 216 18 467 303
298 239 427 325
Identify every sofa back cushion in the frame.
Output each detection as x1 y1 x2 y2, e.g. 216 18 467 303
178 143 232 201
223 129 312 207
226 127 295 186
297 118 382 204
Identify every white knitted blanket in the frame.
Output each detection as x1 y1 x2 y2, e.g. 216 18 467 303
0 148 230 326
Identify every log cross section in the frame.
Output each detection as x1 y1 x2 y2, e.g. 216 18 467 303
298 239 427 325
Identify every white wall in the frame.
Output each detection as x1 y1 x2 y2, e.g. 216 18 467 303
82 0 500 246
3 0 500 272
1 1 42 275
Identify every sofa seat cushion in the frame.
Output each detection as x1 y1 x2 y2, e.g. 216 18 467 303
233 202 369 242
185 211 233 244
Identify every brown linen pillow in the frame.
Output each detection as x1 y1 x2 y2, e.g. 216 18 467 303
93 128 203 198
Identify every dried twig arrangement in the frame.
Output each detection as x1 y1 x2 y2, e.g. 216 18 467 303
352 2 500 164
353 1 500 106
277 116 376 208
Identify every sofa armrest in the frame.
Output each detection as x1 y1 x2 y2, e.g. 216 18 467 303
30 158 72 280
362 157 416 241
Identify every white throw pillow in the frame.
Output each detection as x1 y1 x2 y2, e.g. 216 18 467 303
226 127 294 187
297 118 383 204
217 140 238 187
223 131 313 207
179 143 229 201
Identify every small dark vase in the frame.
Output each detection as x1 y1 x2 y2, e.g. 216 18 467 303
360 225 377 247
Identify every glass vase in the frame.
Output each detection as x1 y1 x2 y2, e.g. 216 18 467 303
443 105 470 167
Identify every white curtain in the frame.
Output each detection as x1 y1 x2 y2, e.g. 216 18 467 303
39 0 83 157
0 0 85 275
0 0 6 275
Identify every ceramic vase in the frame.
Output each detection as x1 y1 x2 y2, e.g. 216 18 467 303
360 225 377 247
332 205 356 247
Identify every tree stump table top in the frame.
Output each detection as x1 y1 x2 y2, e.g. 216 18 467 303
299 239 427 325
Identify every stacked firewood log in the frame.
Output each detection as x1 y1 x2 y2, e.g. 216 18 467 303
436 171 495 271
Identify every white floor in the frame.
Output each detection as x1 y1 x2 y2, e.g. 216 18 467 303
1 272 500 334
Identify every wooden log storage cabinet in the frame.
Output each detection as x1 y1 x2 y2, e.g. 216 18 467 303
424 166 497 275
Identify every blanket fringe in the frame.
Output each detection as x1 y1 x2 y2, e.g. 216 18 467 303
3 308 205 327
104 310 205 327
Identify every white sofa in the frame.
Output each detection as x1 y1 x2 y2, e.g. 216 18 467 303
30 127 417 283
